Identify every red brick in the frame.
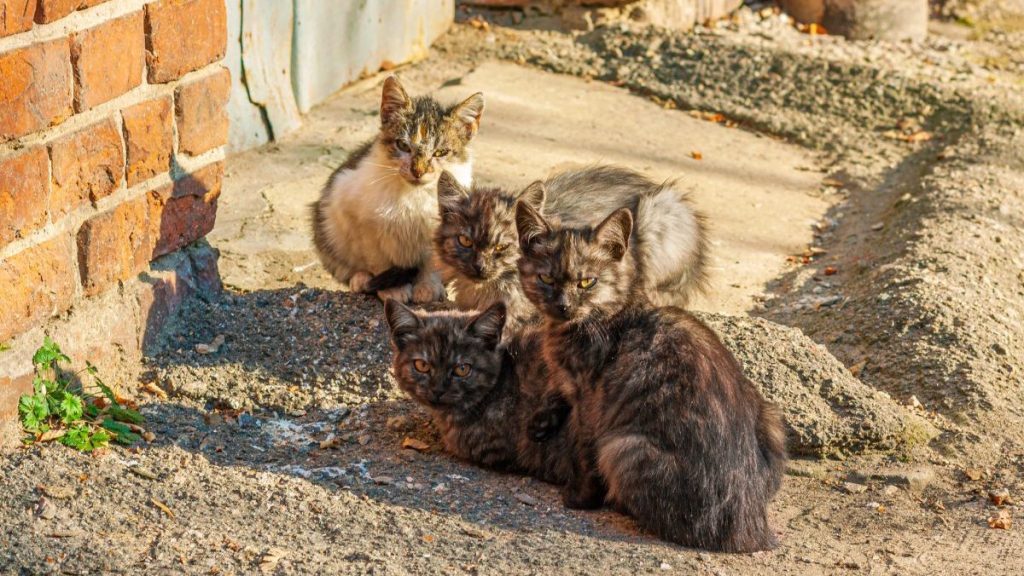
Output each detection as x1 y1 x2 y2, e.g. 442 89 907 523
0 234 77 342
1 0 36 36
145 0 226 83
149 164 221 257
70 11 144 111
171 160 221 198
174 67 229 155
76 195 151 296
0 147 49 249
121 97 172 186
34 0 108 24
0 39 73 140
49 117 124 216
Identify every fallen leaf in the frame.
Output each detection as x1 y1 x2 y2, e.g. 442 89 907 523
260 548 286 573
401 437 430 452
151 497 174 518
195 335 225 355
822 178 844 188
690 151 703 161
38 429 66 443
905 130 933 143
988 510 1012 530
142 382 168 400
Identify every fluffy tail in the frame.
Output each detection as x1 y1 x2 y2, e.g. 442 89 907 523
363 267 419 293
757 400 788 497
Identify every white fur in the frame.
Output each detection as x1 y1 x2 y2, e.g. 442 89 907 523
316 142 472 303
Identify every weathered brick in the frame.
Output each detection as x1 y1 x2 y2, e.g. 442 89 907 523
71 11 144 111
49 117 124 216
145 0 226 83
76 195 151 296
149 165 220 257
175 67 229 155
0 147 49 249
0 234 76 342
0 39 73 140
121 97 172 186
171 160 221 198
1 0 36 36
34 0 108 24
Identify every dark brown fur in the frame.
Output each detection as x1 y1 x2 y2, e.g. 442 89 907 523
517 205 787 553
384 300 573 485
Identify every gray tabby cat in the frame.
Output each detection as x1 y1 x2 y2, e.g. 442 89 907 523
384 299 573 484
434 165 706 334
312 76 484 303
517 204 786 552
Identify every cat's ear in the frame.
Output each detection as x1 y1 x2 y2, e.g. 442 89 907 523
450 92 484 140
381 76 412 126
466 302 506 349
516 181 546 212
437 171 469 217
515 200 551 255
384 299 421 350
594 208 633 261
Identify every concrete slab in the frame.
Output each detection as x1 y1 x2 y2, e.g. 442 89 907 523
215 60 832 315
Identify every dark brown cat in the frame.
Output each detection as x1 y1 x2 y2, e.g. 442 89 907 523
383 299 572 485
517 203 787 553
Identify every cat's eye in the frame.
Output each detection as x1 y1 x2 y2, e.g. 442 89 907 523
434 148 449 158
395 140 411 153
453 363 472 377
538 274 555 285
457 235 473 248
493 243 510 253
413 359 431 373
578 278 597 289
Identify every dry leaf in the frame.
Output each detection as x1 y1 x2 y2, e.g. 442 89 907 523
260 548 286 573
690 151 703 161
904 131 933 143
151 498 174 518
988 510 1012 530
822 178 844 188
142 382 168 399
401 437 430 452
142 431 156 443
38 429 66 443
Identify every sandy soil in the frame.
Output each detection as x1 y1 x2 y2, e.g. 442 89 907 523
3 3 1024 575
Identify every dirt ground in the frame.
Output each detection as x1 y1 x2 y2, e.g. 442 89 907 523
3 3 1024 574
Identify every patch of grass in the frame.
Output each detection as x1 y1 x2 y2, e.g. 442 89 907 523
18 337 145 451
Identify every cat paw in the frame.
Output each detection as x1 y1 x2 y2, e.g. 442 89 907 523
528 410 564 442
561 485 604 510
349 271 373 293
377 284 414 304
412 278 446 304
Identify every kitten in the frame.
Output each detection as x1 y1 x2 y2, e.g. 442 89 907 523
312 76 484 303
434 165 707 335
517 204 786 553
384 299 573 484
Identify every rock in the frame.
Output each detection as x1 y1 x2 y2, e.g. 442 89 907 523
386 415 416 433
882 485 900 497
786 459 828 480
843 482 868 494
514 492 539 506
989 489 1011 507
851 466 935 493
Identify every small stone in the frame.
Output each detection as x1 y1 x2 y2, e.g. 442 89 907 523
964 467 985 481
989 489 1011 507
843 482 868 494
908 395 923 410
882 485 900 497
514 492 539 506
357 434 371 446
871 222 885 231
386 415 416 433
786 460 827 480
372 476 394 485
401 437 430 452
660 562 672 570
852 466 935 493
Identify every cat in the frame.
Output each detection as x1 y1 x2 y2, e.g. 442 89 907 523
516 203 787 553
384 299 573 485
434 165 707 335
312 76 484 303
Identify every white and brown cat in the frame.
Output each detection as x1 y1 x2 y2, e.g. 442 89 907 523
312 76 484 303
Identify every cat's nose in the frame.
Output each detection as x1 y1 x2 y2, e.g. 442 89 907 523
556 303 570 317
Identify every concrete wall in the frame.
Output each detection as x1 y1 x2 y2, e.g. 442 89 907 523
0 0 229 444
227 0 454 151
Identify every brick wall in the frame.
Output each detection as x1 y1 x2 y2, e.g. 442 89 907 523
0 0 227 442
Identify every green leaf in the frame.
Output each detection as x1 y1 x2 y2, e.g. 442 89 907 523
32 336 70 370
60 425 92 451
85 403 101 418
0 342 11 352
101 419 141 446
90 428 111 448
91 373 119 406
109 405 144 425
58 394 84 424
18 394 50 433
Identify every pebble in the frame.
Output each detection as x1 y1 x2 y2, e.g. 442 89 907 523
514 493 539 506
660 562 673 570
844 482 868 494
386 415 416 433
